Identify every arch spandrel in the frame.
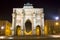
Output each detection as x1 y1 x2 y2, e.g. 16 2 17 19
25 18 32 24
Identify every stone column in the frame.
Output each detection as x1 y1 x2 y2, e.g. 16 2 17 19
21 18 24 35
12 13 15 36
12 10 17 36
41 13 44 35
22 9 25 35
32 13 36 35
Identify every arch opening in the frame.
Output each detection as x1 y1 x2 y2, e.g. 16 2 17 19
25 19 32 33
16 25 21 36
36 25 41 36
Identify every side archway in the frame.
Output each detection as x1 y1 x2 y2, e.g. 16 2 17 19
36 25 41 36
16 25 21 36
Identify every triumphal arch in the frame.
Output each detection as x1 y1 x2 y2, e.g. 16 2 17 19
12 3 44 36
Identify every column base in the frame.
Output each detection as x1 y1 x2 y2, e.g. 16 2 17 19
32 29 36 35
21 29 24 35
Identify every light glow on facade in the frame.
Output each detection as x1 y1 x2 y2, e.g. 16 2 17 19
55 22 59 26
1 26 4 30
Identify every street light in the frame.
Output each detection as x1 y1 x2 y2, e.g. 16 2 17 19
55 16 59 26
55 16 59 20
1 26 4 30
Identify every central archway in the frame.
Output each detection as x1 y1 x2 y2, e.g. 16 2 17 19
25 19 32 33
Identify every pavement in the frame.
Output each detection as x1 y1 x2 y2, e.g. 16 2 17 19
0 35 60 40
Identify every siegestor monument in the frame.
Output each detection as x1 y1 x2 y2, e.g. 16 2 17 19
12 3 44 36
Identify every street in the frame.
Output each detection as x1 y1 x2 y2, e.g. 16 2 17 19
0 35 60 40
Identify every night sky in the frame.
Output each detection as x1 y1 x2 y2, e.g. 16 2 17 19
0 0 60 23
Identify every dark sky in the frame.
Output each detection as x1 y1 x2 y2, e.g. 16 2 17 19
0 0 60 23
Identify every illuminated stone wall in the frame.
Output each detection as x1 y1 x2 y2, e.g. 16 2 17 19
0 20 11 36
44 20 60 35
